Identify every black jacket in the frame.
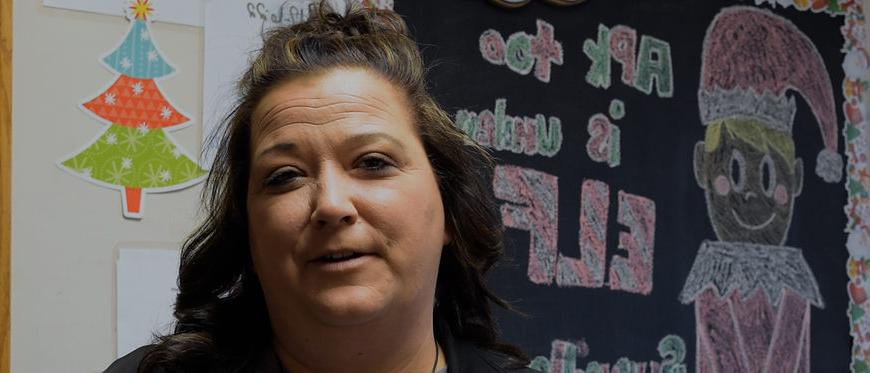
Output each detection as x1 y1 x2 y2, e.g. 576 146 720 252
104 328 538 373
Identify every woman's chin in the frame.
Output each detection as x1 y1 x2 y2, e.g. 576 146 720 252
308 286 391 326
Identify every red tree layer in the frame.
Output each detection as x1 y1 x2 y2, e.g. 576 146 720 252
83 75 188 129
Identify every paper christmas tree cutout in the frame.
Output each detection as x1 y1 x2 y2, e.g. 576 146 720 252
59 0 206 219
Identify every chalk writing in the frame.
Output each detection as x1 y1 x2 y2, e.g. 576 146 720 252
455 99 563 157
495 165 657 292
586 114 620 168
480 30 506 65
479 20 564 83
530 20 564 83
584 25 611 89
557 180 608 288
494 165 559 284
583 24 673 97
610 191 656 295
610 26 637 87
658 335 687 373
530 335 687 373
635 34 673 97
609 99 626 120
507 32 534 75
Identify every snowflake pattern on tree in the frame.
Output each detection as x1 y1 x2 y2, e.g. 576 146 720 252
63 124 203 189
83 75 188 129
103 17 174 79
59 0 205 219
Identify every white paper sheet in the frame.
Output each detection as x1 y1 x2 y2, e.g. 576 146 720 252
200 0 391 167
116 247 180 358
43 0 205 27
201 0 318 167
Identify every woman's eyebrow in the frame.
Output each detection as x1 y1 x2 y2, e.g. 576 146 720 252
254 133 406 162
343 132 407 152
255 142 297 161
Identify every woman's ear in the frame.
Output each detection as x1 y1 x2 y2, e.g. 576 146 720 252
442 226 453 246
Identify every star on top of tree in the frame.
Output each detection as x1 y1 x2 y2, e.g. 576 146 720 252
129 0 154 21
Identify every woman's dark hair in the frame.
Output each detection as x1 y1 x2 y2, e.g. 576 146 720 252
141 2 527 371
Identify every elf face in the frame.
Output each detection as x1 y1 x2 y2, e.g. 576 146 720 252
693 118 804 246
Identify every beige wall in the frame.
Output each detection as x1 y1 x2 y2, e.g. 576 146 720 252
11 1 204 371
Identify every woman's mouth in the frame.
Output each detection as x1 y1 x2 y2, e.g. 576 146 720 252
309 250 376 272
317 251 365 263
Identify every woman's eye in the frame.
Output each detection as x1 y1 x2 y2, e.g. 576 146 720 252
357 155 395 173
264 168 301 187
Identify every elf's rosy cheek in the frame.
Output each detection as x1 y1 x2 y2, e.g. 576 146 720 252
774 184 789 206
714 175 730 196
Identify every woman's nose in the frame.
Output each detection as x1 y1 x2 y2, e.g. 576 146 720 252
310 168 358 228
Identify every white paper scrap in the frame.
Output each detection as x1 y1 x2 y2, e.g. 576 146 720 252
43 0 205 27
116 247 180 358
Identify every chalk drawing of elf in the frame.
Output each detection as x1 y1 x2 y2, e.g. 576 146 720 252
680 6 843 373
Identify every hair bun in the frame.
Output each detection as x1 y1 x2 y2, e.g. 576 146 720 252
304 1 409 38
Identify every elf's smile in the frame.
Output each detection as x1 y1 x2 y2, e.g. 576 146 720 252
731 209 776 231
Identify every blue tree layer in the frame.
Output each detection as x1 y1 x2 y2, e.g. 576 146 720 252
103 20 174 79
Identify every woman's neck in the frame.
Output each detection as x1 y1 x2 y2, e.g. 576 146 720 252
271 308 439 373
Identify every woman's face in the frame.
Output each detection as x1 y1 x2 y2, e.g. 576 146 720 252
246 68 450 327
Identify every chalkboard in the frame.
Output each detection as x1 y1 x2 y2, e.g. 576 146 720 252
398 1 859 372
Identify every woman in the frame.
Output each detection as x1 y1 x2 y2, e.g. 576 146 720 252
106 2 534 372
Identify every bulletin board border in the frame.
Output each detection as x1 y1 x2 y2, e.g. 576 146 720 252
1 0 11 372
794 0 870 371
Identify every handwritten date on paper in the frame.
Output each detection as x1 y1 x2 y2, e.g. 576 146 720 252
246 1 311 27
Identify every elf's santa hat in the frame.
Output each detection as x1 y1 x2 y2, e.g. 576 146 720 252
698 6 842 183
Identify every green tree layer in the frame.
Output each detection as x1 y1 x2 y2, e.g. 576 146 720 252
62 123 206 189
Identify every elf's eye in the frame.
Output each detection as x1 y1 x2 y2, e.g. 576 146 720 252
730 149 746 192
760 154 776 197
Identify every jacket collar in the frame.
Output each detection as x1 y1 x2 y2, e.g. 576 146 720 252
257 315 520 372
